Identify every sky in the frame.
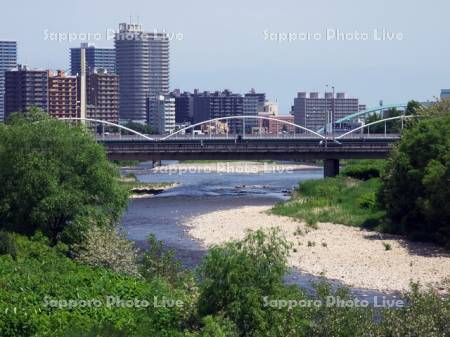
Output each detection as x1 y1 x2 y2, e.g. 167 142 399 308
1 0 449 114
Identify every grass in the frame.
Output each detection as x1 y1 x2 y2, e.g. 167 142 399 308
272 176 386 229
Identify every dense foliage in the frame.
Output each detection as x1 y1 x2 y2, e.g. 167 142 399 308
1 231 449 337
197 229 309 336
365 108 403 133
340 160 387 180
379 112 450 245
0 110 129 245
75 226 139 276
139 234 186 286
0 234 192 337
0 231 17 259
363 100 422 134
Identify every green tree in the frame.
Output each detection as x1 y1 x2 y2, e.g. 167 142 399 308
405 100 423 116
378 110 450 245
197 229 310 337
75 226 139 276
0 109 129 245
139 234 185 286
365 108 402 133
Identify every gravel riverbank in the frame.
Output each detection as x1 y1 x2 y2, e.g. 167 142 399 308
186 205 450 293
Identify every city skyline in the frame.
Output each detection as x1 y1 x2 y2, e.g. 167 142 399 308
1 0 449 114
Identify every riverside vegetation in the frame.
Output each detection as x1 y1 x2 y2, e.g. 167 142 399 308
0 109 449 336
273 100 450 248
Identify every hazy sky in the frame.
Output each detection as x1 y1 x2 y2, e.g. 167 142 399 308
1 0 449 113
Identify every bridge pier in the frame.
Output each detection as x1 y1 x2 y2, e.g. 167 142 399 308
152 160 162 168
324 159 340 178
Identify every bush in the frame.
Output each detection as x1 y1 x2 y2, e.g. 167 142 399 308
0 231 17 259
0 109 129 245
378 113 450 245
341 160 387 180
357 192 377 209
2 231 450 336
139 234 185 286
0 234 189 337
376 283 450 337
197 229 310 336
187 316 239 337
305 281 376 337
75 226 139 276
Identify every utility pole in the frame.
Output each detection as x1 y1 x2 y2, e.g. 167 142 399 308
80 47 86 123
325 84 335 138
331 85 335 138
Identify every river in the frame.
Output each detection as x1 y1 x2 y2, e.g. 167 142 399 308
121 161 400 302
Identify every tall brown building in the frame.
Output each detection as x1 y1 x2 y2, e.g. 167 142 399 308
87 69 119 123
48 70 79 119
4 65 48 119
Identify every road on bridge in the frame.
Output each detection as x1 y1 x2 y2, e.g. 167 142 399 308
100 137 399 177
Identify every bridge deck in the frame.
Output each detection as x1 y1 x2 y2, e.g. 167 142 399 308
101 138 397 161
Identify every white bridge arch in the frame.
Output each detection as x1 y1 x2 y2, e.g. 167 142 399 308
335 115 417 139
316 103 409 134
58 115 414 142
59 117 156 141
162 115 326 140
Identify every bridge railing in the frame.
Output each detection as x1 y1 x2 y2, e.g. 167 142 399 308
103 141 394 153
59 117 156 141
316 103 409 134
58 116 406 143
335 115 416 139
161 115 326 140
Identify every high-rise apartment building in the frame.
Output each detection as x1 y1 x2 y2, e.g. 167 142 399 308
292 92 359 132
171 89 193 124
4 65 48 119
70 43 116 75
0 41 17 121
87 68 119 123
48 70 79 119
148 95 175 134
192 90 243 133
243 89 266 131
441 89 450 100
115 23 169 123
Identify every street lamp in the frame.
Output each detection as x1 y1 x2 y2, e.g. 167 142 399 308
325 84 335 138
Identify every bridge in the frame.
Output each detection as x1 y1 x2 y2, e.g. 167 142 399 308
61 111 413 178
101 137 398 177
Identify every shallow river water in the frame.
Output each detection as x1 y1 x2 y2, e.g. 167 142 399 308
121 161 400 303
